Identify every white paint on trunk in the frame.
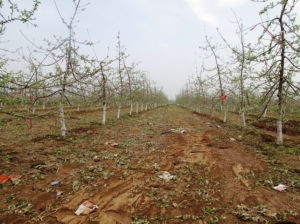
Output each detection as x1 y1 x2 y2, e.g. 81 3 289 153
145 105 148 111
276 120 283 145
102 103 106 125
117 104 121 119
263 108 267 118
136 102 139 114
32 106 36 114
241 112 246 127
59 102 67 138
223 110 227 123
129 103 133 116
141 104 144 112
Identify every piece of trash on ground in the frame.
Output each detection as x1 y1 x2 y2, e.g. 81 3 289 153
0 175 11 184
273 184 286 192
51 180 60 186
0 174 21 184
158 171 175 181
230 138 236 141
217 125 221 128
75 200 98 215
105 141 118 147
162 128 186 134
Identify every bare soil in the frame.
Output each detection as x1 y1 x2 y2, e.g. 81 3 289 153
0 106 299 224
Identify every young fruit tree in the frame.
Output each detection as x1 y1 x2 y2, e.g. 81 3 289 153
250 0 300 145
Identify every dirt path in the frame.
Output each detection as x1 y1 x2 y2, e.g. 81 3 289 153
0 106 299 223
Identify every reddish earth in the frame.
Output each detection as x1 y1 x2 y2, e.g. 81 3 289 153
0 106 299 223
251 118 300 136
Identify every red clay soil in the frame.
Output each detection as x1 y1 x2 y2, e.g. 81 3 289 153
252 118 300 136
0 106 299 224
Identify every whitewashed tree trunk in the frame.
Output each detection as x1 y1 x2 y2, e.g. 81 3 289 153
43 102 46 110
223 109 227 123
59 102 67 138
117 104 121 119
276 120 283 145
145 105 148 111
241 112 246 127
32 106 36 114
263 108 267 118
136 102 139 114
141 104 144 112
129 102 133 116
102 103 106 125
77 104 80 112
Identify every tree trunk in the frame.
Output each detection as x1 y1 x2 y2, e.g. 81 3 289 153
59 102 67 138
117 104 121 119
241 111 246 127
136 102 139 114
223 109 227 123
77 104 80 112
276 120 283 145
263 108 267 118
129 102 133 116
276 2 287 145
102 103 106 125
32 102 36 114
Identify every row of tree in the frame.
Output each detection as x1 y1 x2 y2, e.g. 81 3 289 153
0 0 168 137
176 0 300 145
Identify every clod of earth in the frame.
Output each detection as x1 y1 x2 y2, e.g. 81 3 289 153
105 141 119 147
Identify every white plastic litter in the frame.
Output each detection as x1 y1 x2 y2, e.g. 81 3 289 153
75 201 98 216
230 138 236 141
273 184 287 192
163 128 186 134
158 171 175 181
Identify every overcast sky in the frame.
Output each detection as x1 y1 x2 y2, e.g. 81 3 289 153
4 0 300 99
